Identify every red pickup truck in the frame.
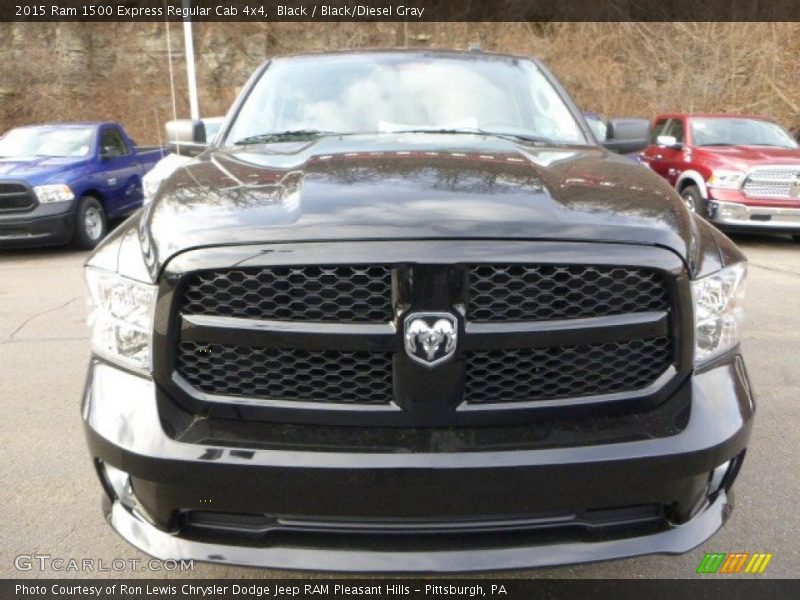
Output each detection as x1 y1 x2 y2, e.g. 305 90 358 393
641 113 800 240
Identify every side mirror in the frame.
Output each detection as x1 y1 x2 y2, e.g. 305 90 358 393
602 118 651 154
656 135 683 151
165 119 208 157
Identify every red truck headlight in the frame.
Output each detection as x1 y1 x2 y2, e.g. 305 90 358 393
707 170 745 190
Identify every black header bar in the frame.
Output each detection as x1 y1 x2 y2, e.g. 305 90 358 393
4 579 800 600
3 0 800 22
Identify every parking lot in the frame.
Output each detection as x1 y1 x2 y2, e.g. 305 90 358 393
0 233 798 579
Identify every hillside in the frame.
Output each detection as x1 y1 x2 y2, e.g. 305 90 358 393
1 22 799 143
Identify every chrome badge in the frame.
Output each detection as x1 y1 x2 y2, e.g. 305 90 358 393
790 175 800 198
404 313 458 367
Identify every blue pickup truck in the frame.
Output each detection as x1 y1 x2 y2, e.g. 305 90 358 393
0 122 164 248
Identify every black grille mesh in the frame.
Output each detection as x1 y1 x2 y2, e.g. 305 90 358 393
0 183 27 194
464 337 672 404
468 264 669 322
180 266 392 323
174 261 675 408
177 342 393 404
0 182 35 212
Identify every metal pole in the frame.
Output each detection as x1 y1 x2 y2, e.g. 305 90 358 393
165 18 178 123
182 0 200 120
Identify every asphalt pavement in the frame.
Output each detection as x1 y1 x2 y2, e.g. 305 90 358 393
0 233 797 579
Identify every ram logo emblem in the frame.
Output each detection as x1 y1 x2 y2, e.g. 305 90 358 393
403 313 458 367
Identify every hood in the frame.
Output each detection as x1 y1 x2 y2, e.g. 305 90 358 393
145 134 693 272
693 145 800 171
0 155 88 182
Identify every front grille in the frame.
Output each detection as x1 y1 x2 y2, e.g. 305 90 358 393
742 167 800 198
468 264 668 322
177 342 393 404
170 251 680 418
465 337 672 404
743 182 792 197
746 168 799 180
180 266 392 323
0 182 36 212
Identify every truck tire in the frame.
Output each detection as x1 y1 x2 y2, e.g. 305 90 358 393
680 185 706 217
74 196 107 250
793 235 800 243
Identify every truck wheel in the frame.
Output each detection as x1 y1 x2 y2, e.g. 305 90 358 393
793 235 800 243
74 196 107 250
680 185 706 217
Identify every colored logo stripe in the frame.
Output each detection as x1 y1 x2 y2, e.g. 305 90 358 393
745 553 773 574
697 552 773 574
697 553 726 573
720 553 748 573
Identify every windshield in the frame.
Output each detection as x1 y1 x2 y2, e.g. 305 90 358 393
203 119 223 143
0 126 95 158
691 118 797 149
225 54 588 146
584 114 608 141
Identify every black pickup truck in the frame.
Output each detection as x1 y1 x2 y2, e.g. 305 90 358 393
82 50 753 572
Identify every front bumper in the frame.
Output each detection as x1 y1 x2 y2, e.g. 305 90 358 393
107 492 733 572
707 198 800 233
0 202 74 247
83 356 754 573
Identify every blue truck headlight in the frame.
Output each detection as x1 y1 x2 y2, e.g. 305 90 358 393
33 183 75 203
85 267 157 372
692 262 747 364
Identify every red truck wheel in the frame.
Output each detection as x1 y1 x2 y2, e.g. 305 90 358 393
680 185 706 217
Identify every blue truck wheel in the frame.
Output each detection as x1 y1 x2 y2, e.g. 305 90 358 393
74 196 107 249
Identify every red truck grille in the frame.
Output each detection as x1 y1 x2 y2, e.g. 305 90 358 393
742 167 800 198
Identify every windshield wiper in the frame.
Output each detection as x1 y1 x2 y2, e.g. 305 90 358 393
388 128 554 145
234 128 557 146
698 143 736 147
233 130 338 145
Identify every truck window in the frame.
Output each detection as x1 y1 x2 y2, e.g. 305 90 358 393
225 54 588 146
100 128 130 157
690 117 797 149
664 118 685 143
650 119 668 144
0 126 94 158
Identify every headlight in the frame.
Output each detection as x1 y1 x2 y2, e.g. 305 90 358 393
85 267 157 372
707 170 744 189
34 183 74 203
692 262 746 364
142 174 161 205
